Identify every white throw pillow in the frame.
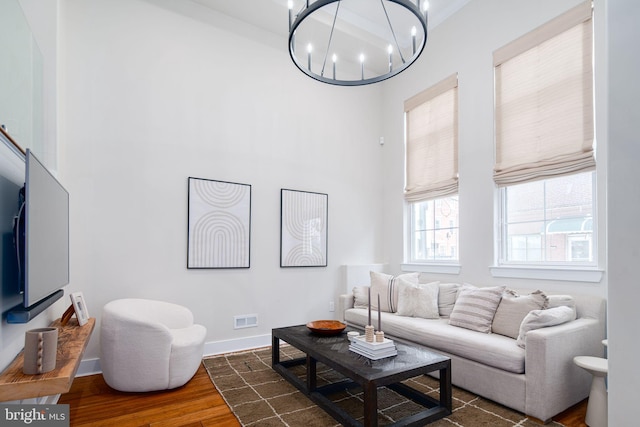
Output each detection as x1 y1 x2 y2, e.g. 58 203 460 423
492 289 548 339
516 306 575 348
449 285 506 333
352 286 369 309
396 280 440 319
438 283 461 317
370 271 419 313
547 295 577 320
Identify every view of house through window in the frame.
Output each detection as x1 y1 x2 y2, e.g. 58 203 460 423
409 196 459 262
500 171 595 265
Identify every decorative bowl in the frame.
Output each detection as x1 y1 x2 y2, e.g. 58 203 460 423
306 320 347 336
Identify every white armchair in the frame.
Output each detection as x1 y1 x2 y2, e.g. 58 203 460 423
100 298 207 392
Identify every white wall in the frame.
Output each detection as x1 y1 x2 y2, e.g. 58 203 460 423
379 0 608 297
606 0 640 423
57 0 386 362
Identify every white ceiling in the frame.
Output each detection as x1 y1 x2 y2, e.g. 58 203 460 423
191 0 472 39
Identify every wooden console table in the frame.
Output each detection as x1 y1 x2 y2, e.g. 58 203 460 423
0 317 95 401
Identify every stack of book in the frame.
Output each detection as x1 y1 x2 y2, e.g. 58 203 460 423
349 335 397 360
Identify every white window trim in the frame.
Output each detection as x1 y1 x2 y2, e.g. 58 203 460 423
489 265 603 283
402 263 461 275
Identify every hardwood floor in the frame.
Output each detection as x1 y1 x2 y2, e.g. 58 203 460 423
58 365 240 427
59 364 588 426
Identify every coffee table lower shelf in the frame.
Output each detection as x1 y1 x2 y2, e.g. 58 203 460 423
272 326 452 427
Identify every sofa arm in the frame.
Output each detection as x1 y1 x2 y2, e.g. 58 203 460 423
524 317 605 422
338 293 354 322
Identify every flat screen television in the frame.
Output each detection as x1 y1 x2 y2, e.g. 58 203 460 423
7 149 68 323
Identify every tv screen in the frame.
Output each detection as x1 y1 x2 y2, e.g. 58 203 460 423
24 149 69 307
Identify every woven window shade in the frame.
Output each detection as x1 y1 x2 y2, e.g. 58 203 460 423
404 73 458 202
493 1 594 187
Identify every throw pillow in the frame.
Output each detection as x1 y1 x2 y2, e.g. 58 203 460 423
547 295 577 320
370 271 419 313
396 280 440 319
438 283 461 317
492 290 549 339
353 286 369 309
516 306 575 348
449 286 506 333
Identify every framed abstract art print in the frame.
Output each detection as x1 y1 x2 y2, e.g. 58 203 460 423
188 177 251 269
280 189 328 267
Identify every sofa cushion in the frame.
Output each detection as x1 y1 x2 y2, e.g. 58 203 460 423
492 290 548 339
370 271 420 313
516 306 575 348
353 286 369 309
396 280 440 319
449 286 506 333
344 308 525 373
438 283 461 317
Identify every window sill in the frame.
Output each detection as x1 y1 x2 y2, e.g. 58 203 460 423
489 265 603 283
401 263 461 275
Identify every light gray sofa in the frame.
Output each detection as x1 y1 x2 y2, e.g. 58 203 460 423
339 286 606 423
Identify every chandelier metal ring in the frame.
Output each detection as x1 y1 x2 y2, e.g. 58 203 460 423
289 0 429 86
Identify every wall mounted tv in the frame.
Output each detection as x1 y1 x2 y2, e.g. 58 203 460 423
7 149 68 323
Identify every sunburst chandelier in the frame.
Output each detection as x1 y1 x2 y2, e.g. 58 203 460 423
288 0 429 86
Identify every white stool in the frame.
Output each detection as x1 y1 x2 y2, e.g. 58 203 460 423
574 356 608 427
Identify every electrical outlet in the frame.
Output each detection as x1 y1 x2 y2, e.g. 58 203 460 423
329 301 335 312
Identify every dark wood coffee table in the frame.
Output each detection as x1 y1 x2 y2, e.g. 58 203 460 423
272 325 452 427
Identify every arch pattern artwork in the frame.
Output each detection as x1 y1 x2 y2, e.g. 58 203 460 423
188 178 251 268
280 189 328 267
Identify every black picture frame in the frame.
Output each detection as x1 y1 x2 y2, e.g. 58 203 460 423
280 189 328 267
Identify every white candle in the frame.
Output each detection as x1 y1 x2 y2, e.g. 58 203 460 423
359 53 365 80
411 26 417 54
332 54 337 80
387 45 393 72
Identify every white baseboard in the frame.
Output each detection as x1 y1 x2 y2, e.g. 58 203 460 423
76 333 272 377
203 333 272 356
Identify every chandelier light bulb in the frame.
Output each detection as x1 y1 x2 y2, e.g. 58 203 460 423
423 0 430 12
332 54 337 63
307 43 313 53
359 53 365 63
287 0 293 9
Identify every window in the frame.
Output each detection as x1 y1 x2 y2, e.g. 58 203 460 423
500 171 595 265
404 74 458 263
494 1 595 268
409 196 459 262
